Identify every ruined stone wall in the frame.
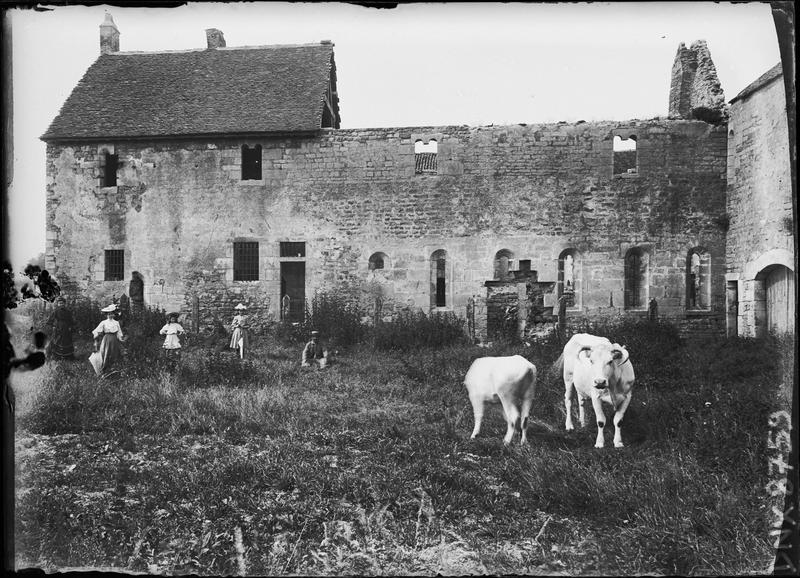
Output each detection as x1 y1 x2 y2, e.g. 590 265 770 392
726 70 794 337
46 119 728 336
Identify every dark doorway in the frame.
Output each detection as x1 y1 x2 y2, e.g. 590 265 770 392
280 262 306 322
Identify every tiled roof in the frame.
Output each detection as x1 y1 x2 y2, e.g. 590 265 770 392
730 63 783 104
42 43 338 141
415 152 438 174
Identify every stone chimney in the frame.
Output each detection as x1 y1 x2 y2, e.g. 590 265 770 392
668 40 727 123
99 12 120 55
205 28 226 49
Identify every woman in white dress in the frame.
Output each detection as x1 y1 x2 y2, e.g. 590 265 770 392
229 303 248 359
90 304 125 377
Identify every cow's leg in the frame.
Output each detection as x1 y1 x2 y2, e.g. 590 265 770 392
469 394 484 440
612 393 632 448
564 382 575 431
520 392 534 445
577 392 588 428
499 396 520 446
591 395 606 448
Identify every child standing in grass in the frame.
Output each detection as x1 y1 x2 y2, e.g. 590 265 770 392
229 303 249 359
159 312 185 364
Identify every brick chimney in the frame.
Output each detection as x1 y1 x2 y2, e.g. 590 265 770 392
205 28 226 49
99 13 120 55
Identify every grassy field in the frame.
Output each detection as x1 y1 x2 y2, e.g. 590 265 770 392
10 308 794 575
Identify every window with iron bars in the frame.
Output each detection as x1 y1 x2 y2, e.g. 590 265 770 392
279 242 306 258
104 249 124 281
233 242 259 281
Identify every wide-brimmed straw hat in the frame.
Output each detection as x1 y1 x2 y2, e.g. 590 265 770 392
310 330 320 337
167 312 179 320
101 304 118 313
234 303 247 310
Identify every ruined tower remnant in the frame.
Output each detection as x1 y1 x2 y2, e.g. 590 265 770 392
668 40 726 123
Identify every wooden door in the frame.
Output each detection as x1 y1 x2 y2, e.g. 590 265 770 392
766 266 795 334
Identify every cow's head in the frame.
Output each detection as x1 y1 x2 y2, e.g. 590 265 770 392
577 344 629 390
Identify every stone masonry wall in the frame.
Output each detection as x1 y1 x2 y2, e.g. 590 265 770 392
46 119 728 336
726 71 794 337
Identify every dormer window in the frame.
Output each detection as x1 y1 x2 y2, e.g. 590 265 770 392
415 140 438 174
241 144 262 181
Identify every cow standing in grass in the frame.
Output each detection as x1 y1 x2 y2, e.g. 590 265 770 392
464 355 537 446
560 333 635 448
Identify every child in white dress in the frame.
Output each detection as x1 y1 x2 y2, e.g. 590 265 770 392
159 312 185 362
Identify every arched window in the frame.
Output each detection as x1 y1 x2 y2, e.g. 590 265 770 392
558 249 577 301
493 249 514 280
686 248 711 310
624 247 647 309
369 252 388 271
430 249 447 308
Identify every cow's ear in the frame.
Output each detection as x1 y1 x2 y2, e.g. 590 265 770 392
612 347 630 365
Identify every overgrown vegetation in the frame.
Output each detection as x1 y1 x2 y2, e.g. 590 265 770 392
12 310 792 575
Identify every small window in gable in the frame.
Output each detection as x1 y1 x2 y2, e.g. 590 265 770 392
415 139 438 174
233 241 259 281
613 135 637 175
687 248 711 310
104 249 124 281
102 151 118 187
241 144 262 181
369 252 388 271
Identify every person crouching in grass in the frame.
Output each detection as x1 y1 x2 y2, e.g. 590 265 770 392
301 330 330 369
159 312 185 367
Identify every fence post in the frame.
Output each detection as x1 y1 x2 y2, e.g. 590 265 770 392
192 295 200 332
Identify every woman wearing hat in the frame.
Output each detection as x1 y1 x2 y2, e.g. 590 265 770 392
159 312 185 363
90 303 125 377
45 296 75 360
229 303 249 359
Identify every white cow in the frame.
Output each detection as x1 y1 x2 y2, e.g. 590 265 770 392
560 333 635 448
464 355 537 446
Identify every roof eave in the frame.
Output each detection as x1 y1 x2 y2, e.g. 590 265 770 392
40 129 324 144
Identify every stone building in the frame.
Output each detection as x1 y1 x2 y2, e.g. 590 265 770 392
725 63 795 337
41 16 792 339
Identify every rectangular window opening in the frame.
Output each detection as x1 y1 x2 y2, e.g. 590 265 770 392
233 242 259 281
241 144 262 181
103 152 118 187
279 241 306 258
613 135 637 175
415 139 438 175
104 249 124 281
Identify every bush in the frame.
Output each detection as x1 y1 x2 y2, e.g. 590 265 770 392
275 289 367 347
371 309 467 351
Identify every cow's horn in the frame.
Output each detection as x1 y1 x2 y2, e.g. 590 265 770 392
577 345 592 359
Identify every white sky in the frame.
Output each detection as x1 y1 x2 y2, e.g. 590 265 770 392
6 1 784 268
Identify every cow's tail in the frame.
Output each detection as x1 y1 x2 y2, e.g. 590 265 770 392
550 352 565 381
